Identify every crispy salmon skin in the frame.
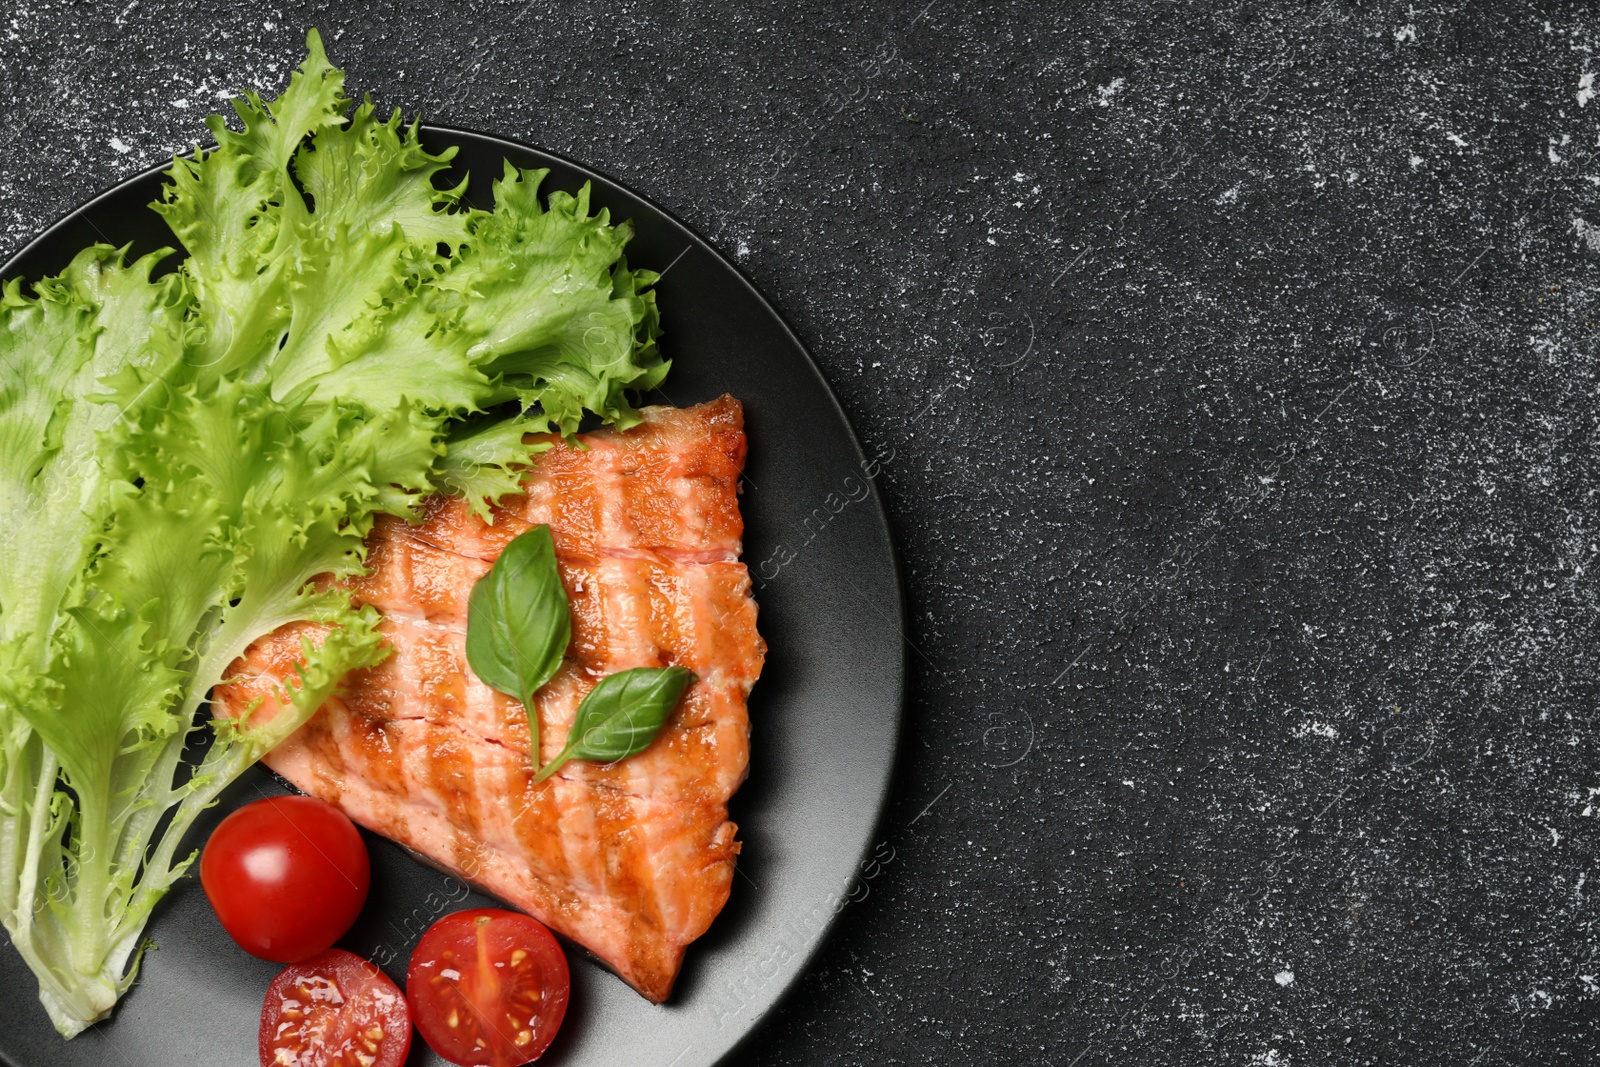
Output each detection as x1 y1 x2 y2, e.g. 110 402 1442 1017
214 396 763 1002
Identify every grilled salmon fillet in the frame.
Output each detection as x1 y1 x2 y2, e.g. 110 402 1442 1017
213 396 763 1002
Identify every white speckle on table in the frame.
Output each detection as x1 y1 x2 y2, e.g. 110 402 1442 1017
1409 154 1424 169
1395 24 1416 43
1215 184 1240 205
108 136 131 154
1446 131 1469 147
1275 970 1295 987
1292 721 1338 740
1579 72 1596 107
1572 218 1600 252
1579 786 1600 816
1097 77 1124 106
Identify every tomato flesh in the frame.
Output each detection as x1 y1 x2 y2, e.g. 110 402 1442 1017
201 794 370 962
407 908 570 1066
259 949 411 1067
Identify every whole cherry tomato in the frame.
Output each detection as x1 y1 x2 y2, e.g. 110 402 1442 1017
201 794 370 962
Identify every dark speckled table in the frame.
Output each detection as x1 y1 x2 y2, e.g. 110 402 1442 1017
6 2 1600 1063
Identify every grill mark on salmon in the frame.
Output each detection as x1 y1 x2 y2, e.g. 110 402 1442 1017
214 397 761 1003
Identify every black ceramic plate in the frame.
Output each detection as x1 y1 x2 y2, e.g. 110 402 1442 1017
0 128 904 1067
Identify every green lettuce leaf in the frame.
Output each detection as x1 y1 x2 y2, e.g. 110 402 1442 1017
436 412 556 521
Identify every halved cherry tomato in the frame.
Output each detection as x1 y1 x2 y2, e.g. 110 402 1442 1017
201 794 370 962
407 908 570 1066
259 949 411 1067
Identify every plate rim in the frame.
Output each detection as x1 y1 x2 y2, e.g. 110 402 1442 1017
0 125 909 1065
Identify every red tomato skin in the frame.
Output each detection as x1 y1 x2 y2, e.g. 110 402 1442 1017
259 949 411 1067
201 795 370 962
407 908 571 1067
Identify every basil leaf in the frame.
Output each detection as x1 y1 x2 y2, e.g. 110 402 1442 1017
464 524 571 756
532 666 695 784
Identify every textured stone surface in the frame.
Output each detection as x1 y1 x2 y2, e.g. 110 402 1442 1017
5 1 1600 1063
